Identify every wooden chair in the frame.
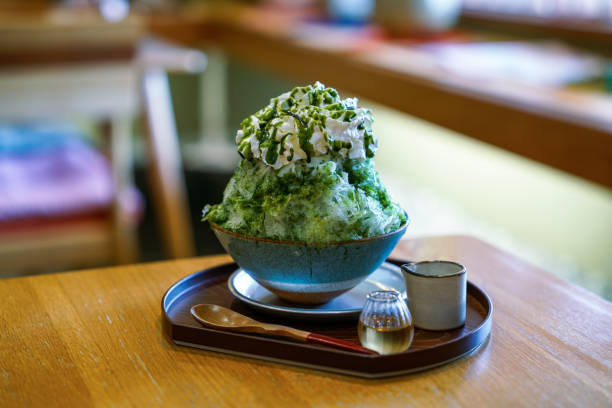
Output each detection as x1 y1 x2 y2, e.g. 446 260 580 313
0 22 201 274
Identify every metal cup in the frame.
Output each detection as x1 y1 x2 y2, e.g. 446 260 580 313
401 261 467 331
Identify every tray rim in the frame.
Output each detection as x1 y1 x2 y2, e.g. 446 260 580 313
172 338 489 379
161 259 493 378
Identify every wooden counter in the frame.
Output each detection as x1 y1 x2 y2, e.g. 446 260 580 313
150 5 612 189
1 236 610 407
2 5 611 188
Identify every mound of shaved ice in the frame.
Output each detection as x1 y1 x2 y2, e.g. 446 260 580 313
202 83 407 243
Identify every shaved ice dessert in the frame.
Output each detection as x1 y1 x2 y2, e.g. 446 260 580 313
202 82 407 243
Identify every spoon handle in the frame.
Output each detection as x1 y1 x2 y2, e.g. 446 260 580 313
305 333 378 355
255 324 377 355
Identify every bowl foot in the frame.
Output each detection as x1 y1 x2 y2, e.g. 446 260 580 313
265 287 351 305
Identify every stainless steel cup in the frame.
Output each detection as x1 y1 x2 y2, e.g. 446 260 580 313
401 261 466 331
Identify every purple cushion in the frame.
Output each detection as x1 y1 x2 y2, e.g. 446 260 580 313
0 123 115 221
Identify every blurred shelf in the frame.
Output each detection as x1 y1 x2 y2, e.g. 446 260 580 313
461 10 612 48
1 4 610 189
149 5 612 189
0 9 144 66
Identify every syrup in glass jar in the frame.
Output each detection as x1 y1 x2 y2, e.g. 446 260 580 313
358 290 414 354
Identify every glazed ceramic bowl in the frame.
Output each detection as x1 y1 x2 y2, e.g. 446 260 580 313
211 221 408 304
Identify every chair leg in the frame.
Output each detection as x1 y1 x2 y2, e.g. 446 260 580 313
104 117 140 265
141 68 196 259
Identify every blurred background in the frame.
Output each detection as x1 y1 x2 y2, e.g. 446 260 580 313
0 0 611 299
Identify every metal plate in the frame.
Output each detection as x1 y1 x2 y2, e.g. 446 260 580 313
228 262 405 321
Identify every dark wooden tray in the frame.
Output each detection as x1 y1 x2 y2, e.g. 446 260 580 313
162 259 492 378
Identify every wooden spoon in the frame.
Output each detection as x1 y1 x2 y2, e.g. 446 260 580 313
190 304 378 355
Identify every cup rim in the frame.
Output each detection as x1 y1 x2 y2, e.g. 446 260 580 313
401 260 466 278
366 290 402 302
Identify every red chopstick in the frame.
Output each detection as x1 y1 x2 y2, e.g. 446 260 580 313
306 332 378 355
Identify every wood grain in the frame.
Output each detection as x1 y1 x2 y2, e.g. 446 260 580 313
1 236 610 407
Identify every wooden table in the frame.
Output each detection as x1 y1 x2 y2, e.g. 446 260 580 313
1 236 610 407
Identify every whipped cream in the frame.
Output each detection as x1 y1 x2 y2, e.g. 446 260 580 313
236 82 377 169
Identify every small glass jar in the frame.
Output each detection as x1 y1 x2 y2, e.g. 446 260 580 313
358 290 414 355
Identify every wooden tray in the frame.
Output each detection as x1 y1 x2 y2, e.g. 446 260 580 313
162 259 492 378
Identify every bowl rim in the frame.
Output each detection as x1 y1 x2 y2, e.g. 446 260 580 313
210 215 408 247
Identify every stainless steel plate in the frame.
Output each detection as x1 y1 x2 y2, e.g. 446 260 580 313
227 262 405 321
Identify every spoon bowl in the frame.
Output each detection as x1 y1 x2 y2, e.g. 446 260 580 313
192 304 258 329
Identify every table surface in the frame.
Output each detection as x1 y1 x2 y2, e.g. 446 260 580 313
1 235 610 407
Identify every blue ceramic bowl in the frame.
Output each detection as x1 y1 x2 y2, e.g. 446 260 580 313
211 221 408 304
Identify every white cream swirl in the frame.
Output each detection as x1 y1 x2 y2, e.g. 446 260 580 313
235 82 377 169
